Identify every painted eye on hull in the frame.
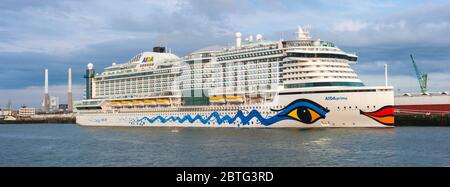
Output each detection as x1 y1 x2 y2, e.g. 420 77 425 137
272 99 329 124
286 107 322 124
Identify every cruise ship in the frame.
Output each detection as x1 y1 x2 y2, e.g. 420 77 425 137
75 27 395 128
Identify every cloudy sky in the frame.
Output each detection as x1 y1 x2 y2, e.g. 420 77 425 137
1 0 450 108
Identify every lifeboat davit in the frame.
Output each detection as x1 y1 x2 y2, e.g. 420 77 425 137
144 99 157 106
157 99 170 106
111 101 122 105
131 100 144 105
209 96 226 104
226 95 244 104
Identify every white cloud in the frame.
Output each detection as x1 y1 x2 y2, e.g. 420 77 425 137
0 0 449 95
334 20 368 32
424 21 449 30
0 0 226 55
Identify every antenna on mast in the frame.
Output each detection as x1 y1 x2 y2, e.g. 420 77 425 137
155 33 168 52
296 26 311 40
384 64 388 87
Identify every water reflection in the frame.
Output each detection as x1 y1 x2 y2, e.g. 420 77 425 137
0 124 448 166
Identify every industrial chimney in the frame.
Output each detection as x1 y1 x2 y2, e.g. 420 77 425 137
67 68 73 112
43 68 49 112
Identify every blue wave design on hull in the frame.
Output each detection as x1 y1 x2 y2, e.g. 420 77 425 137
131 109 290 126
129 99 329 127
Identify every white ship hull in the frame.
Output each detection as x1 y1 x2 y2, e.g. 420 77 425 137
75 27 396 128
76 87 394 128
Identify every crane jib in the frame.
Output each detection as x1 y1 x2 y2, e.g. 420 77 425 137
410 54 428 94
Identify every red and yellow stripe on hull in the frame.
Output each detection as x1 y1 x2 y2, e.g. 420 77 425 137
360 106 395 126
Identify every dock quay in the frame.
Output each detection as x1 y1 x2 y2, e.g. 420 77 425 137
395 109 450 126
0 113 75 124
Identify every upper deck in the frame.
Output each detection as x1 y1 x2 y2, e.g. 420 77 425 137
80 27 368 108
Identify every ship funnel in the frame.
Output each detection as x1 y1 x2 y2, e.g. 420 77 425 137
153 46 165 53
235 32 242 48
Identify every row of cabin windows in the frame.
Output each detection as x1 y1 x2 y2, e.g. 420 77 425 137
286 52 357 61
284 82 364 88
283 75 358 81
218 50 283 61
283 64 349 70
282 70 354 75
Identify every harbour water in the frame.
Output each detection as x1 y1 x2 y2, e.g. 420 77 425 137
0 124 449 167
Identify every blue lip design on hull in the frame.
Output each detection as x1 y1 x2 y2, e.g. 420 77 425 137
130 99 329 126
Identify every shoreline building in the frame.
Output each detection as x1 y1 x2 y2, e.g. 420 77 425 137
50 96 59 112
19 107 36 117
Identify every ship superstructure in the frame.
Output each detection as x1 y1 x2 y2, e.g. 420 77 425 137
75 27 395 128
